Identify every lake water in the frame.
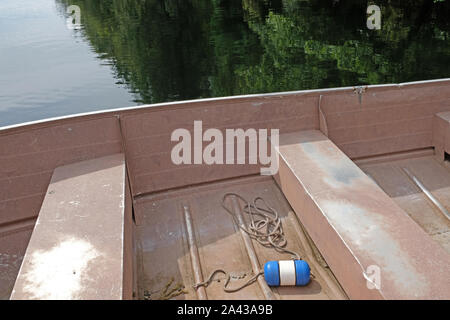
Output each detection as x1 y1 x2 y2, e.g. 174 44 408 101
1 0 449 127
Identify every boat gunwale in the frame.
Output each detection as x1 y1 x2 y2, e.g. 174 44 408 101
1 78 449 134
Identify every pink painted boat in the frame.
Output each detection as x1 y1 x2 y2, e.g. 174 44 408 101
1 79 449 300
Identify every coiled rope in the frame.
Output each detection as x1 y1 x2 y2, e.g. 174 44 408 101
222 193 301 260
194 193 302 292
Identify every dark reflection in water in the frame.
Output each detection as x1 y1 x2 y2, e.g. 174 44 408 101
59 0 450 104
1 0 449 126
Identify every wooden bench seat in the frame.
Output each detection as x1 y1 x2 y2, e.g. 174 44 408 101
10 154 133 300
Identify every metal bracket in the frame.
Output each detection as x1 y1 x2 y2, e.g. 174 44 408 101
353 86 367 104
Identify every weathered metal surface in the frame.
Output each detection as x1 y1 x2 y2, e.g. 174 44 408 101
359 155 450 253
0 222 33 300
1 80 450 231
433 111 450 161
402 167 450 221
183 205 207 300
320 81 450 159
229 195 276 300
273 130 450 299
134 176 345 300
0 118 123 299
10 154 132 300
121 95 319 197
0 79 450 299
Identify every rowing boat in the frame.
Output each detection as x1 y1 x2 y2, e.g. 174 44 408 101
1 79 450 300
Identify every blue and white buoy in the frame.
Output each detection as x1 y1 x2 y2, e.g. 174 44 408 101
264 260 310 286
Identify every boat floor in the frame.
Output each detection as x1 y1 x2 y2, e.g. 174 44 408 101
358 154 450 253
134 175 347 300
0 225 32 300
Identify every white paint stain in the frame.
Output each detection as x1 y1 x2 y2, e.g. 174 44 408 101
22 238 99 299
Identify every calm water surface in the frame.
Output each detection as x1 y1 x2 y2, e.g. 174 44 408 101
1 0 449 127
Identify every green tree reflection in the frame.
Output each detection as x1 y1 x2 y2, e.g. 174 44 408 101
59 0 450 103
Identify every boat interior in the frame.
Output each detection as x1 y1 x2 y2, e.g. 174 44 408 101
1 79 450 300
